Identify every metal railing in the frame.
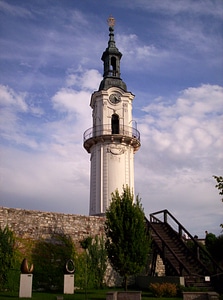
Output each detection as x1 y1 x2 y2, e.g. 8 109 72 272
149 209 223 276
83 124 140 142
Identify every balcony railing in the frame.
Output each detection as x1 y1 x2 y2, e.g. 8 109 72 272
83 124 140 142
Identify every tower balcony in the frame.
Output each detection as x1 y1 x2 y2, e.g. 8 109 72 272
83 124 140 153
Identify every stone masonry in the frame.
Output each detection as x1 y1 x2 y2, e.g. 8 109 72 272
0 206 121 286
0 206 165 284
0 206 105 248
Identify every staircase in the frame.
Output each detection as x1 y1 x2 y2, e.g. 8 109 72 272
146 209 223 290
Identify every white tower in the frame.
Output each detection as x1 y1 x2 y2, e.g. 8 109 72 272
83 17 140 215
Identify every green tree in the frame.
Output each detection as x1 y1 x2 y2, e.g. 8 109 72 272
205 233 223 267
213 175 223 228
205 233 217 254
0 226 15 290
80 235 107 289
105 186 150 291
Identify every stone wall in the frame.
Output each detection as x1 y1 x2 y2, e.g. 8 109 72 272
155 255 165 276
0 206 105 248
0 207 124 287
0 206 165 287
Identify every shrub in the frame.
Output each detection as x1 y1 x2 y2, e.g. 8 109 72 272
80 235 107 289
0 226 16 291
31 233 76 291
150 282 177 297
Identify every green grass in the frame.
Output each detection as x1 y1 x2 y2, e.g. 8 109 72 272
0 289 182 300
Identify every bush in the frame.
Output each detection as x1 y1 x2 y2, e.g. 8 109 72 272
150 282 177 297
80 235 107 289
0 226 16 291
31 233 76 291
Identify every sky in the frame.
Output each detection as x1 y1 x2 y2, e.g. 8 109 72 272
0 0 223 238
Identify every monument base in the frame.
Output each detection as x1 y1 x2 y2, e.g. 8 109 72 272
63 274 74 294
19 274 33 298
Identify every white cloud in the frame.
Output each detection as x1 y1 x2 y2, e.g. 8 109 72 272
0 1 33 18
116 1 222 72
117 34 169 70
0 146 89 214
139 85 223 171
70 10 89 27
134 84 223 236
0 68 101 151
0 85 46 148
0 69 96 213
51 69 102 133
52 89 90 114
122 0 223 18
0 85 28 112
66 68 102 90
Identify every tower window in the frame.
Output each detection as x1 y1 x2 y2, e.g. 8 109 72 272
112 114 119 134
111 57 117 76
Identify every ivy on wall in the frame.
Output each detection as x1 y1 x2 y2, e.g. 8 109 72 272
0 226 108 292
31 232 76 291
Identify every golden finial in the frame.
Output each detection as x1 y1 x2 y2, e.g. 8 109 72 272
107 15 115 27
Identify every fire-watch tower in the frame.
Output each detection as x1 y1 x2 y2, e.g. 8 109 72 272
83 17 140 215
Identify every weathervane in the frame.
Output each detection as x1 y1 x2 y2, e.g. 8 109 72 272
107 15 115 28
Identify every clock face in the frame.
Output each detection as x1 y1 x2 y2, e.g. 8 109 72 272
109 93 121 104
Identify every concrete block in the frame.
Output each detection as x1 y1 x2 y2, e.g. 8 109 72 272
117 291 141 300
19 274 33 298
106 291 141 300
63 274 74 294
183 292 219 300
106 291 117 300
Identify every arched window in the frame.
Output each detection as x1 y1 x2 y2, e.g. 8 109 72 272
111 114 119 134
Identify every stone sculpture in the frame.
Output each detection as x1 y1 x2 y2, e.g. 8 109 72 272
64 259 75 274
20 258 34 274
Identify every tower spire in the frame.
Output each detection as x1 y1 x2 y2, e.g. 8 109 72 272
107 15 116 49
99 16 127 91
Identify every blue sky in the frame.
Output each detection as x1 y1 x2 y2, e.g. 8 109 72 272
0 0 222 237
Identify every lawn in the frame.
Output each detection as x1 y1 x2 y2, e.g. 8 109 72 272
0 289 182 300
